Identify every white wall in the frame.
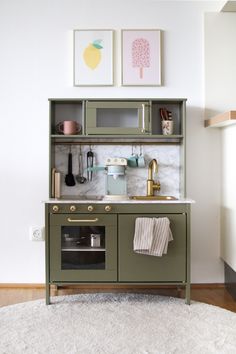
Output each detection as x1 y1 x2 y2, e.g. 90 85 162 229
0 0 223 283
205 13 236 118
221 125 236 271
205 12 236 271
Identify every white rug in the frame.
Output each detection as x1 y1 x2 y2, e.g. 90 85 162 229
1 293 236 354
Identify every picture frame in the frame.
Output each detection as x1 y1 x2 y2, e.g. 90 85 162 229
121 29 161 86
73 29 114 86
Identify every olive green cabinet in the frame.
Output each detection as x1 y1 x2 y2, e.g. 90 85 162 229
45 203 191 305
46 98 190 305
118 214 187 282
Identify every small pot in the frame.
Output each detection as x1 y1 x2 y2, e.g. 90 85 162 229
63 234 74 246
90 234 101 248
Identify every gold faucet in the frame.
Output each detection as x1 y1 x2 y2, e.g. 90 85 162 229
147 159 161 196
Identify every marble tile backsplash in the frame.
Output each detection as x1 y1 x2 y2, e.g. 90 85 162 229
55 144 180 198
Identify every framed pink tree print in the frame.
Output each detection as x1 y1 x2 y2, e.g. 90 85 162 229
121 29 161 86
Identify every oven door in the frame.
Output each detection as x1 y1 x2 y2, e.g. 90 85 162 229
49 214 117 282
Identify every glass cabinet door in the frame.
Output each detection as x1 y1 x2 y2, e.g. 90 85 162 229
49 214 117 281
86 101 150 135
61 225 106 270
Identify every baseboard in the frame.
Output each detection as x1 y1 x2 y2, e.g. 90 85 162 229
0 283 45 289
191 283 225 289
0 283 226 289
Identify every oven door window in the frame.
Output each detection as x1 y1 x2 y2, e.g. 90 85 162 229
61 225 105 270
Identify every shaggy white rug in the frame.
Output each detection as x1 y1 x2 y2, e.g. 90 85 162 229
1 293 236 354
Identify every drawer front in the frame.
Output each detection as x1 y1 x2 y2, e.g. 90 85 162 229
118 214 187 282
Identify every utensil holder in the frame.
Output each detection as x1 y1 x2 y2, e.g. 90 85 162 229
162 120 174 135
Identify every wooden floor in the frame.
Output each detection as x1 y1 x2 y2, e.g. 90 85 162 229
0 285 236 312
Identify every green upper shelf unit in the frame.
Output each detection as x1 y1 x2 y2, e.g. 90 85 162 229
49 98 186 142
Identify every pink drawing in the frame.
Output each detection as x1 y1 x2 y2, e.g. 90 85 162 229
132 38 150 79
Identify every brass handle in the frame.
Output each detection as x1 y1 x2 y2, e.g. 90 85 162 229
67 217 98 223
52 205 59 212
70 205 76 212
104 205 111 212
87 205 94 212
142 104 146 133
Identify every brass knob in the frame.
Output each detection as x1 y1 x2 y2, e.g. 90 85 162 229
87 205 94 212
105 205 111 212
70 205 76 212
52 205 59 212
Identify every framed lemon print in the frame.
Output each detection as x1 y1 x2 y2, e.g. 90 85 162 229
74 29 114 86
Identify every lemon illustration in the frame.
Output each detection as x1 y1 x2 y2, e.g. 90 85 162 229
83 39 103 69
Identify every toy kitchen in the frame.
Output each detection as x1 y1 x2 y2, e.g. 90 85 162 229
45 98 194 305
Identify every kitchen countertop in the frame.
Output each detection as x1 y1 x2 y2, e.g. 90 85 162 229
44 197 195 204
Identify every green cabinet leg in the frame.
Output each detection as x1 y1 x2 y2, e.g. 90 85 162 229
185 283 191 305
46 283 50 305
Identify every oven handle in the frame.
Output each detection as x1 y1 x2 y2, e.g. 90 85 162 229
67 217 98 223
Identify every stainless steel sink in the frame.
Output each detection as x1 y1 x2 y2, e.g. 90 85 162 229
130 195 177 201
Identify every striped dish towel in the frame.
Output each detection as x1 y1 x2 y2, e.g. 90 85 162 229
133 217 173 257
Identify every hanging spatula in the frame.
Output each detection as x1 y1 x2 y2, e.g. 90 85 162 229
65 152 76 186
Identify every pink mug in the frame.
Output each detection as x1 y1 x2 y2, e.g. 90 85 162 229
56 121 81 135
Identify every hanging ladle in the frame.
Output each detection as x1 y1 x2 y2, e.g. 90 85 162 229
87 146 94 182
76 145 87 184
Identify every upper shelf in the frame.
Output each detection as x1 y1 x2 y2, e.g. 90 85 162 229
204 111 236 128
51 134 184 144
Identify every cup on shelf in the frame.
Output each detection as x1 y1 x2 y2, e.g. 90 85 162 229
56 120 81 135
161 120 174 135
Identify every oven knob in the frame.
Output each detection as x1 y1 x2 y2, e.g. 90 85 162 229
88 205 94 212
52 205 59 212
70 205 76 212
105 205 111 212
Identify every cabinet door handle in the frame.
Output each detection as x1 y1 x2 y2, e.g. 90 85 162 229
67 217 98 223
